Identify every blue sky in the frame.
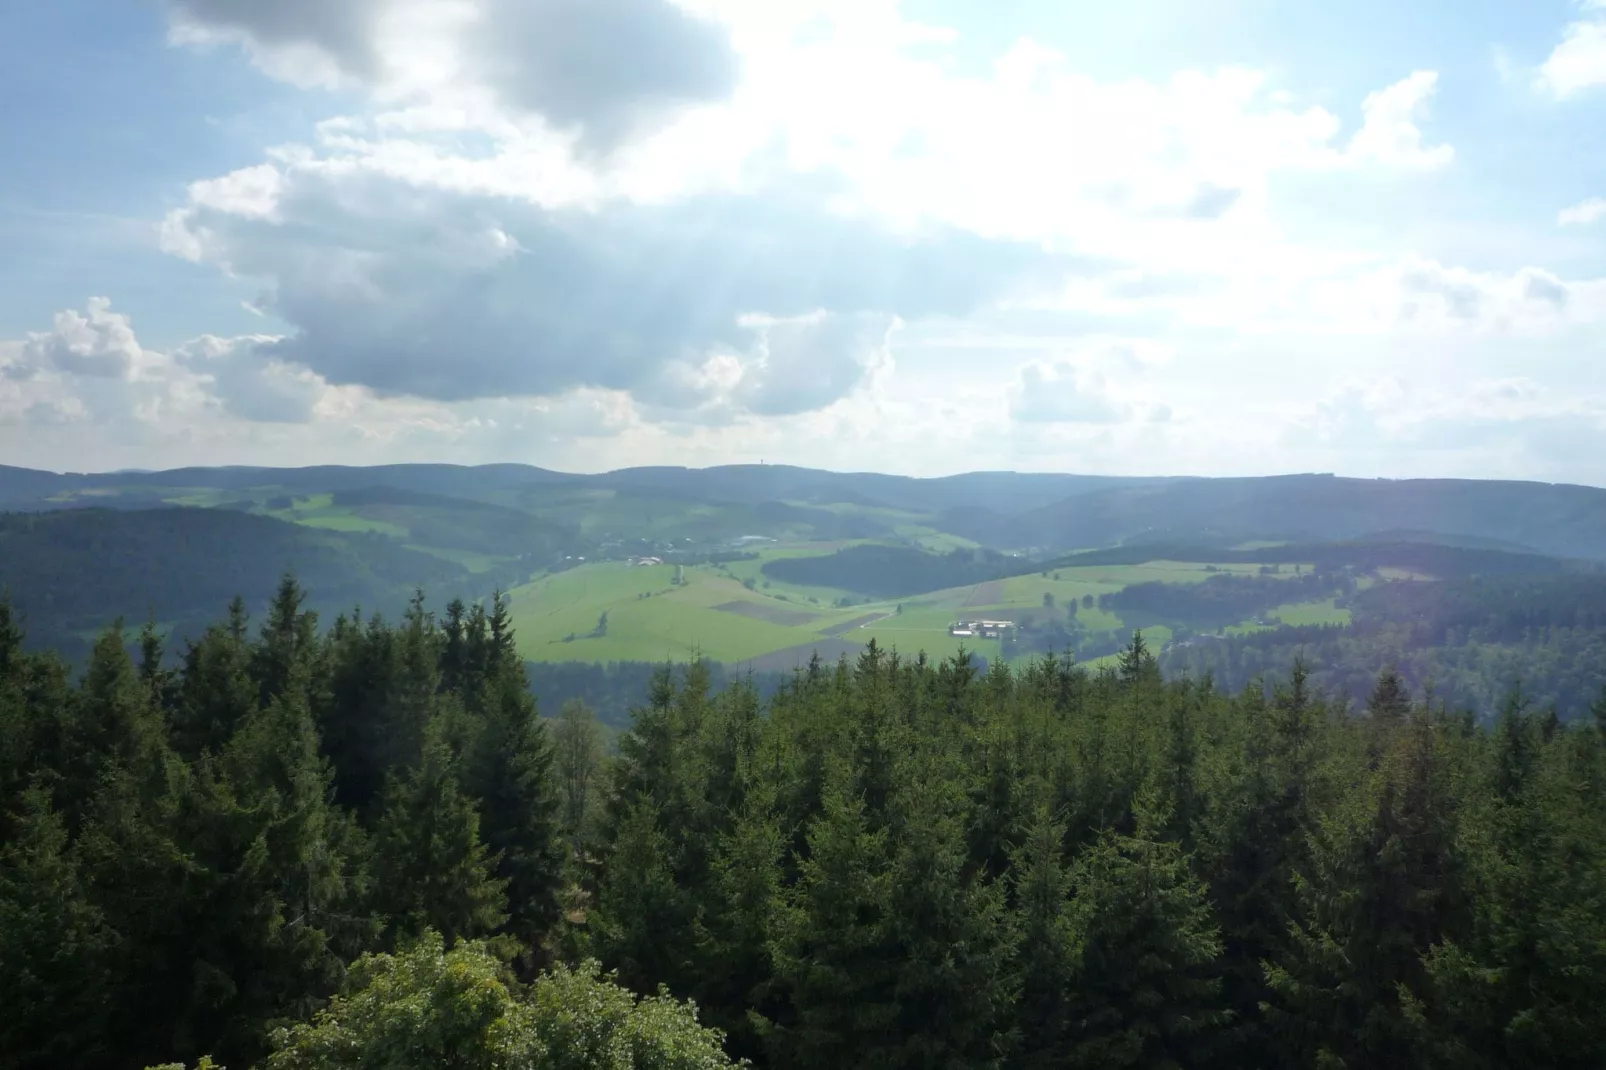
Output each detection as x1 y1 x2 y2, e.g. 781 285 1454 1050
2 0 1604 482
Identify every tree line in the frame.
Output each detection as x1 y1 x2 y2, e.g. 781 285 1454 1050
4 581 1605 1068
1097 569 1354 630
1163 574 1606 720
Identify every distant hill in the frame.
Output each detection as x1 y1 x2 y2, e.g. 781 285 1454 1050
5 464 1606 561
1046 540 1585 579
1012 474 1606 561
0 508 480 660
327 485 581 559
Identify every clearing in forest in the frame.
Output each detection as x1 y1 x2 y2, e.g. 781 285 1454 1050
713 601 820 626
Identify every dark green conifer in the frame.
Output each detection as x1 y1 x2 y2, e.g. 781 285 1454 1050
373 730 508 948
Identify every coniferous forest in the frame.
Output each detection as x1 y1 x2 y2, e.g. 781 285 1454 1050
4 578 1606 1070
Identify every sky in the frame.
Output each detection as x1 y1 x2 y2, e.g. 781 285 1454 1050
1 1 1605 482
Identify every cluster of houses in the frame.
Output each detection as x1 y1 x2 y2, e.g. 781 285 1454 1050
948 619 1015 639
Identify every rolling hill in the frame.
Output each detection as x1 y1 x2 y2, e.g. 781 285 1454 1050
6 464 1606 561
0 507 479 659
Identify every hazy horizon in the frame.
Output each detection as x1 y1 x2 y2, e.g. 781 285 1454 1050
4 1 1605 484
10 458 1606 494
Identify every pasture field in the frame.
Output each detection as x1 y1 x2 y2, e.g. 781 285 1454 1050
1377 566 1438 582
1271 598 1352 627
162 488 244 508
260 493 411 537
720 541 883 607
854 602 1003 664
507 561 892 665
295 513 409 536
891 525 985 553
1225 597 1353 636
481 547 1354 671
406 545 512 574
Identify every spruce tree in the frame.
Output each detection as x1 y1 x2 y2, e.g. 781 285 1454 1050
172 621 259 760
0 787 115 1068
1060 808 1227 1069
553 697 605 857
251 575 320 709
176 683 375 1066
1011 808 1079 1069
65 622 164 826
373 731 508 948
592 801 696 997
770 770 897 1070
462 608 564 956
880 772 1019 1069
1405 717 1606 1069
1266 712 1463 1069
317 611 400 812
695 785 787 1062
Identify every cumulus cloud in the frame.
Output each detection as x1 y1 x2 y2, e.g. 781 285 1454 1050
162 163 1065 411
119 0 1606 485
19 298 144 378
0 299 655 471
1 300 337 435
1345 71 1454 169
1179 183 1243 220
175 335 331 423
1285 375 1606 484
470 0 738 149
3 300 185 434
169 0 737 147
1559 197 1606 226
732 312 896 416
168 0 384 87
152 0 1474 431
1389 261 1586 330
1537 1 1606 99
1009 361 1128 424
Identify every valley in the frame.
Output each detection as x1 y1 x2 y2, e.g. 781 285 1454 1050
4 461 1600 723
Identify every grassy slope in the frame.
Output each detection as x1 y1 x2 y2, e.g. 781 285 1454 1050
1224 597 1354 635
505 556 1327 668
36 482 1369 666
508 562 888 664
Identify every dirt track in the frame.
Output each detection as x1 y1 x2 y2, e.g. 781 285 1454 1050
820 611 891 637
712 601 818 627
963 580 1006 608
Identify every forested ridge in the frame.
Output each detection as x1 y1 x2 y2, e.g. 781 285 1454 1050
4 581 1605 1069
1165 574 1606 720
0 509 474 660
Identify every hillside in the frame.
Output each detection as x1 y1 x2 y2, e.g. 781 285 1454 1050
6 463 1606 562
1011 474 1606 560
3 465 1606 724
0 507 476 658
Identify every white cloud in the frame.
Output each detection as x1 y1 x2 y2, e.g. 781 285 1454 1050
20 298 144 378
174 335 333 423
1538 2 1606 98
730 312 898 417
1009 361 1128 425
1560 197 1606 226
167 0 378 90
1284 373 1606 483
45 0 1576 484
168 0 739 148
152 0 1470 425
157 155 1064 410
1345 71 1454 169
0 298 655 472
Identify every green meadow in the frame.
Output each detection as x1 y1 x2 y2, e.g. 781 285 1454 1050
500 554 1320 670
507 562 894 667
